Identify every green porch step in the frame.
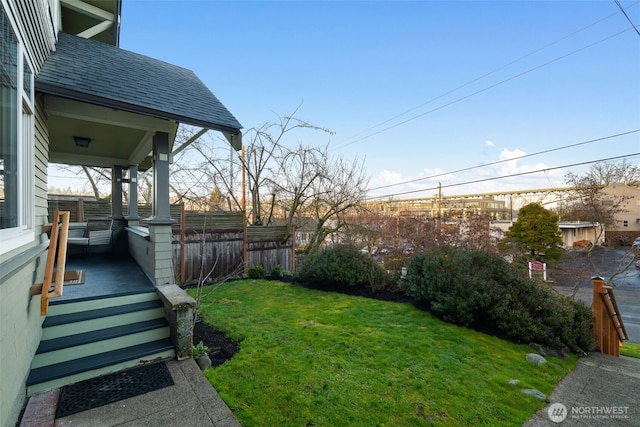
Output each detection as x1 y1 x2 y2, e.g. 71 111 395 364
36 318 169 354
43 299 163 328
47 289 158 316
27 291 177 395
26 340 175 395
41 300 165 340
31 319 170 368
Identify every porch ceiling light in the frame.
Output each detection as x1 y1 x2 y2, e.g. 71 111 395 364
74 136 91 148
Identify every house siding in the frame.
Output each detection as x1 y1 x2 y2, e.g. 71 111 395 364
34 99 49 225
0 2 55 425
602 184 640 233
9 0 57 72
0 264 46 426
0 100 50 427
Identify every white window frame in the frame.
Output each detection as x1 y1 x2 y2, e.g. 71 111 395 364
1 3 35 254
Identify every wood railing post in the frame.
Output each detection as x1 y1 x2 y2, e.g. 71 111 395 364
291 225 296 274
592 276 604 351
77 199 84 222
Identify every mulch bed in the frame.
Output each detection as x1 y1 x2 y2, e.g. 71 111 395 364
192 321 240 367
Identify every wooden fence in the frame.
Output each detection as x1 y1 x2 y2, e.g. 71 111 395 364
47 199 294 283
592 276 628 356
47 199 182 225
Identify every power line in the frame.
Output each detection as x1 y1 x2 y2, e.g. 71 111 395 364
368 129 640 192
614 0 640 37
366 152 640 201
334 27 634 150
334 5 636 149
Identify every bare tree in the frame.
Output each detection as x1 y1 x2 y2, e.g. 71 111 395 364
582 159 640 186
269 144 327 227
458 212 500 253
559 160 637 289
563 162 632 245
335 209 391 253
302 155 369 255
50 164 111 200
389 213 435 253
188 106 334 224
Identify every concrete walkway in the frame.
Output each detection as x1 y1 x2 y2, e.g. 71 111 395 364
525 352 640 426
20 359 240 427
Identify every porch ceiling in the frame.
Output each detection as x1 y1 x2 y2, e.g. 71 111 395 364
60 0 121 46
44 95 174 168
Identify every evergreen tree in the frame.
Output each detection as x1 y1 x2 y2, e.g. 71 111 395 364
505 203 562 256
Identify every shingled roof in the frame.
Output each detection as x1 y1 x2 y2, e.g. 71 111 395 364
36 32 242 134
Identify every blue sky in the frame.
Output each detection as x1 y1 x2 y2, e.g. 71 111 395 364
118 1 640 199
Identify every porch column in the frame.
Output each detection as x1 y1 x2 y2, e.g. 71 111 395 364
111 166 124 219
145 131 176 286
126 165 140 223
150 132 171 222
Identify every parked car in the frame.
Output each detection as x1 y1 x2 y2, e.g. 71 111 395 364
402 246 414 255
633 237 640 249
360 246 378 255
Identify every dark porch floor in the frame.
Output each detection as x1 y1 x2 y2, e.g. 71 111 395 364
53 253 154 303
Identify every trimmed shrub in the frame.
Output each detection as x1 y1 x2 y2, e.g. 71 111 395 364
269 265 283 280
247 265 266 279
404 247 594 354
296 245 390 291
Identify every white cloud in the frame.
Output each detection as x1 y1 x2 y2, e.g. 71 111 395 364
485 140 494 148
370 169 402 187
498 148 525 161
367 149 571 199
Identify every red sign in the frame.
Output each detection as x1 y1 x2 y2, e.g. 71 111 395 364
529 261 545 271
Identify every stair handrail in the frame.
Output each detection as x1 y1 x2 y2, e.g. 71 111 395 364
601 285 628 342
41 211 70 315
592 276 628 356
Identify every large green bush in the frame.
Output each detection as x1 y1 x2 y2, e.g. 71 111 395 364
404 247 594 354
297 245 391 291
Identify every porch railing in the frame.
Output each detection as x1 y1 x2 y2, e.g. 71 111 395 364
40 211 70 315
592 276 628 356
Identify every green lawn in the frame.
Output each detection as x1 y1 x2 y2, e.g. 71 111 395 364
190 280 577 426
621 342 640 359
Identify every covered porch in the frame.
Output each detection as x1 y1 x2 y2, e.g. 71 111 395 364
29 27 242 395
36 30 242 288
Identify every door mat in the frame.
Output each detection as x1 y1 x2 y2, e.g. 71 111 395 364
55 362 174 418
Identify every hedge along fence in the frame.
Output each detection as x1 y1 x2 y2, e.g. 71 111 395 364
47 199 294 283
